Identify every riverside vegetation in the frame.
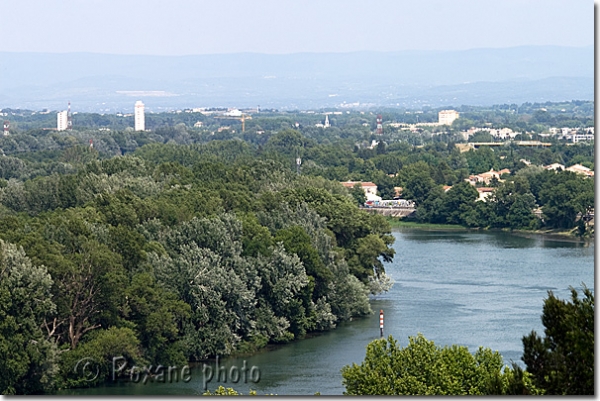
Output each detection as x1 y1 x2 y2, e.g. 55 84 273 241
341 286 594 395
0 101 594 394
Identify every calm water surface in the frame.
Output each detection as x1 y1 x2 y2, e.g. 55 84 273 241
61 229 594 395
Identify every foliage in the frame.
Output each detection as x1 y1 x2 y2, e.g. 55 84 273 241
0 240 58 394
202 385 258 395
349 182 366 206
341 334 541 395
521 285 594 395
58 327 144 389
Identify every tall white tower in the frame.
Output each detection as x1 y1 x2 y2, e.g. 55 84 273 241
57 110 68 131
134 101 145 131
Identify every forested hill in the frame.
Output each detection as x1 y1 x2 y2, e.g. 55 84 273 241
0 46 593 111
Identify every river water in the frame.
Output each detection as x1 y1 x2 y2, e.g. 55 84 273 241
60 229 594 396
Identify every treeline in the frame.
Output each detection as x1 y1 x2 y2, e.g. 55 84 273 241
0 139 395 394
0 122 594 234
0 124 594 234
401 162 594 233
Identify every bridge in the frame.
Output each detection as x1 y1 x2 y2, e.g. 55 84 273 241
360 206 416 218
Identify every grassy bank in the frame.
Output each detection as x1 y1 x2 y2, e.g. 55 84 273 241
386 217 593 240
510 227 594 241
385 218 467 231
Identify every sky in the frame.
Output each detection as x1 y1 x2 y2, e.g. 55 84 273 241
0 0 594 55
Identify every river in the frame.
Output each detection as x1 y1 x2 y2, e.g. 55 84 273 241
60 228 594 395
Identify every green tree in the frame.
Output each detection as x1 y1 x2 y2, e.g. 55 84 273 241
341 334 540 395
489 180 538 229
465 147 499 174
58 327 144 389
239 213 273 258
349 183 366 206
124 272 191 366
274 225 332 300
0 240 58 394
57 239 127 350
203 385 258 395
521 285 594 395
399 162 435 205
373 173 396 200
439 181 479 225
536 172 594 229
264 129 311 159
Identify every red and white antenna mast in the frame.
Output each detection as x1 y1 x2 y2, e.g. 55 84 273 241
376 114 383 135
3 120 9 136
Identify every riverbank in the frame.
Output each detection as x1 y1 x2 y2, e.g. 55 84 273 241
386 217 593 241
509 228 594 243
385 218 467 231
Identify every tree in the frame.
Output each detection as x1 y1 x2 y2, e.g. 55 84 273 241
203 385 258 395
274 225 332 301
279 187 395 284
536 172 594 229
465 147 499 175
0 240 58 394
59 240 127 350
349 183 366 206
488 180 538 229
433 160 456 185
521 285 594 395
373 173 395 200
58 327 144 389
341 334 540 395
404 171 436 205
264 129 310 158
124 272 191 366
438 181 479 225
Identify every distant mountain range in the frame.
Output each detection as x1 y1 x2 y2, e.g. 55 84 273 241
0 46 593 112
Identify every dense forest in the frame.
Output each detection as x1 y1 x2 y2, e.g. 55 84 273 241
0 101 594 394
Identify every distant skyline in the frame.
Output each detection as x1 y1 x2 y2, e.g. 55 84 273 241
0 0 593 55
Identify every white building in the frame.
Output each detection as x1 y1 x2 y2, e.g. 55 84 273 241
438 110 459 126
566 164 594 178
340 181 378 197
224 108 242 117
57 110 68 131
571 128 594 143
544 163 565 171
134 101 145 131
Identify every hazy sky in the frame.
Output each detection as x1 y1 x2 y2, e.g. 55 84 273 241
1 0 593 55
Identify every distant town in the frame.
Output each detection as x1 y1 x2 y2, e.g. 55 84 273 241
1 100 594 147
